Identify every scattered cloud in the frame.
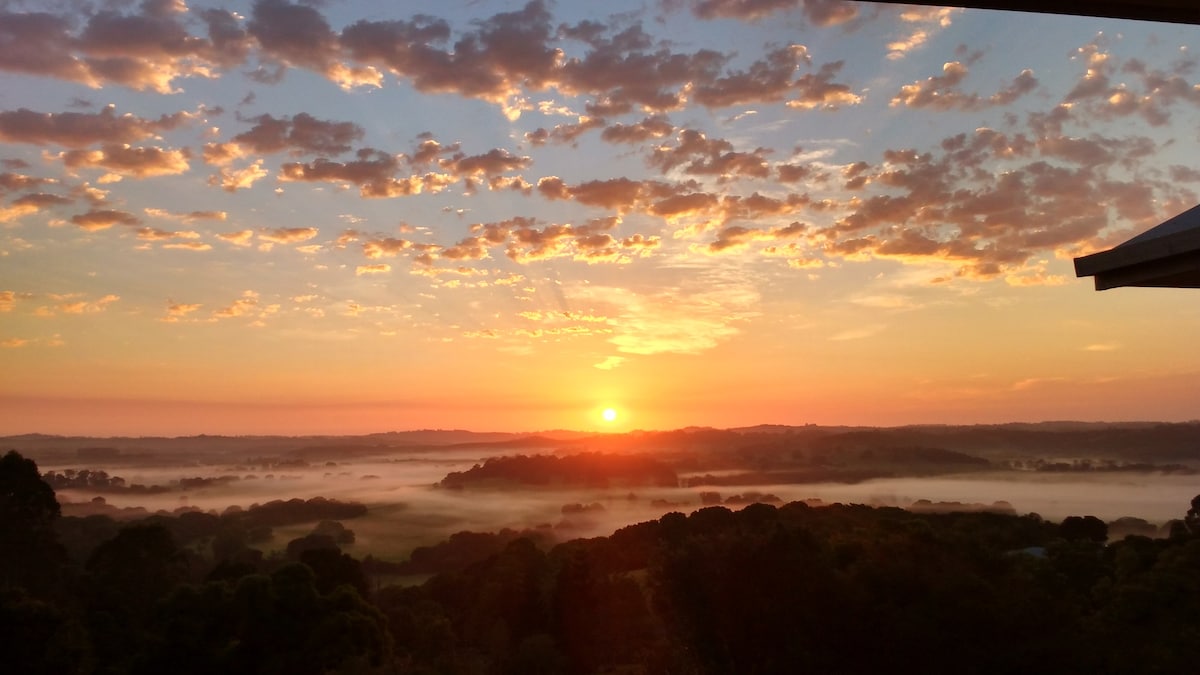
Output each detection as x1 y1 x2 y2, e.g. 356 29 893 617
0 106 190 147
70 208 139 231
356 263 391 275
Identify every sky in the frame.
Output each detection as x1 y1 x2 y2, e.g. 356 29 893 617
1 0 1198 436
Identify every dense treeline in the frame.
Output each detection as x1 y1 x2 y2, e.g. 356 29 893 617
5 449 1200 674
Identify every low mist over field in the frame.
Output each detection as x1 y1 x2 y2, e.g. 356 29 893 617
11 421 1200 559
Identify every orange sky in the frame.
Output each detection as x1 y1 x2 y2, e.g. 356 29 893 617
1 1 1198 435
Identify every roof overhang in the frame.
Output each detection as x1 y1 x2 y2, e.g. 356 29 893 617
1074 205 1200 290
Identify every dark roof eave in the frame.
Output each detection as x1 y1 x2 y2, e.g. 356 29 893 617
1088 250 1200 290
872 1 1200 25
1074 226 1200 281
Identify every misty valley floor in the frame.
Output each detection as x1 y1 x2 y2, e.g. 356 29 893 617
4 423 1200 673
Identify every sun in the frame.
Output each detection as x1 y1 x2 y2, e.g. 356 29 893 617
602 407 618 423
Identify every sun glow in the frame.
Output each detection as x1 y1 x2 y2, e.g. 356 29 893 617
602 407 618 422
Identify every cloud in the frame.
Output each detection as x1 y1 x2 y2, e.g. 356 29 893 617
572 270 759 356
214 290 265 319
259 227 319 244
135 226 200 241
72 1 225 93
59 144 191 177
1062 40 1200 126
356 263 391 275
600 116 674 145
0 192 73 223
279 150 405 196
0 11 94 84
225 112 365 156
161 241 212 252
691 45 807 107
442 148 531 180
783 61 862 109
217 230 255 247
0 290 19 312
0 105 190 147
0 172 52 193
50 293 120 315
792 103 1186 280
701 220 808 254
525 117 605 147
649 129 770 180
144 208 227 222
0 1 875 124
363 237 413 259
886 6 960 61
161 301 202 323
0 3 232 92
689 45 861 111
890 62 1038 111
70 208 139 231
683 0 858 26
249 0 381 89
342 2 556 115
209 160 268 192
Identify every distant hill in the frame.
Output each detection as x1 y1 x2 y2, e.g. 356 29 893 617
5 421 1199 466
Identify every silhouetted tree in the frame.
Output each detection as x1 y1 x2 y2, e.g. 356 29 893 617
1185 494 1200 536
85 524 187 672
1060 515 1109 542
299 547 369 597
0 450 65 595
0 589 85 675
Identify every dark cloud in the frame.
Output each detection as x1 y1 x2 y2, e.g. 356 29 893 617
600 116 674 144
230 112 364 156
0 192 72 224
278 150 401 196
248 0 340 71
692 46 814 108
525 117 606 146
0 173 50 193
0 106 190 147
685 0 858 25
442 148 531 178
558 25 727 112
538 176 686 213
0 11 92 83
649 129 770 180
198 8 254 67
259 226 319 244
340 1 556 109
70 208 140 231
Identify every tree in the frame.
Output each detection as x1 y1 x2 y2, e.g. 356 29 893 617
1185 494 1200 536
85 524 188 671
1059 515 1108 543
0 450 65 595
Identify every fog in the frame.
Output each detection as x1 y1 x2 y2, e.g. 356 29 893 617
37 441 1199 562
